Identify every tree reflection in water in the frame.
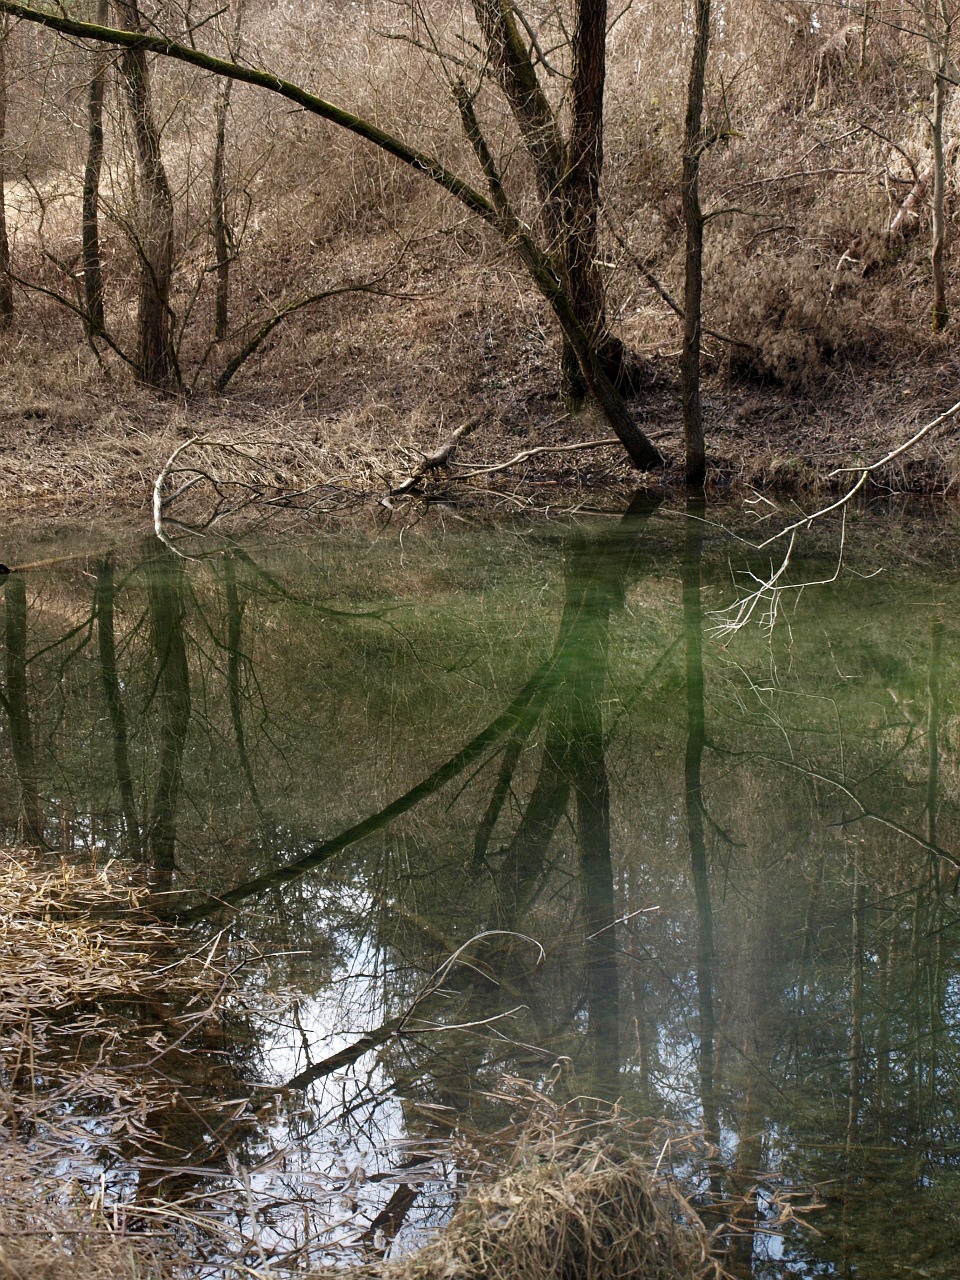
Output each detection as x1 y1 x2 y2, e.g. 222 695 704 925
2 510 960 1275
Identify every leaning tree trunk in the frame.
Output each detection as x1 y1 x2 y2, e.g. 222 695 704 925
680 0 711 486
0 15 14 323
115 0 176 389
81 0 109 335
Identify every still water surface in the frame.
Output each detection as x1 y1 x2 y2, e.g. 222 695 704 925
2 501 960 1277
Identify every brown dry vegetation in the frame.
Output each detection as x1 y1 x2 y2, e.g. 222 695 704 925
1 0 960 513
0 849 728 1280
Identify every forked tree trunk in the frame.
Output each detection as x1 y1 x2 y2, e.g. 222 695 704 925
680 0 711 486
0 16 14 323
115 0 176 389
81 0 109 334
471 0 639 410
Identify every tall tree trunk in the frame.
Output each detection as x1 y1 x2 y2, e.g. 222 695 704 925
211 0 243 343
0 15 14 324
81 0 109 335
931 66 948 330
681 0 711 486
115 0 177 389
211 77 231 342
559 0 613 407
925 0 951 331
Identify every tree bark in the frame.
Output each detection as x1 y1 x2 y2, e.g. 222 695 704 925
931 66 948 330
680 0 711 486
925 0 951 331
82 0 110 335
559 0 611 406
211 0 243 343
115 0 176 389
211 76 231 342
0 15 14 323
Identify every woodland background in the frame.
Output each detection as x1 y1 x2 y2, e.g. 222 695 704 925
0 0 959 502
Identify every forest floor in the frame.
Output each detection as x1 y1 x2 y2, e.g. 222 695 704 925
3 316 960 527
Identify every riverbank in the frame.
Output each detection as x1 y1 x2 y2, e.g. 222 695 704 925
3 348 959 522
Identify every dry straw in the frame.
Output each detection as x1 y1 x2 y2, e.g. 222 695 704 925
0 851 728 1280
312 1080 725 1280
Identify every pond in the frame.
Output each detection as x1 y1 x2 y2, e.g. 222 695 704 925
2 498 960 1278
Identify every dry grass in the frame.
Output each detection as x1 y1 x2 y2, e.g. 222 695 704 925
0 849 242 1270
0 849 221 1155
5 0 960 509
307 1081 724 1280
0 859 729 1280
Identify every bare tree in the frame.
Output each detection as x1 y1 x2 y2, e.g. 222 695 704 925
81 0 110 335
210 0 244 344
680 0 712 486
0 0 664 468
923 0 954 330
0 13 14 323
114 0 177 389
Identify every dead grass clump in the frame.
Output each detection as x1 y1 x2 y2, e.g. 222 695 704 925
311 1082 721 1280
374 1146 714 1280
0 1200 170 1280
0 848 235 1185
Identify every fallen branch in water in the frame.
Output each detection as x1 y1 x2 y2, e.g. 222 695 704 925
390 415 481 495
452 433 666 479
711 397 960 636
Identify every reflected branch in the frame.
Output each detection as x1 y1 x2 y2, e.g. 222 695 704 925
174 656 560 920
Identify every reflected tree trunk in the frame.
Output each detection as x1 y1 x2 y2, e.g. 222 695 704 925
566 540 620 1096
926 618 944 869
223 554 267 825
681 495 721 1181
3 574 43 843
95 556 141 854
846 852 865 1151
471 722 533 873
146 550 191 891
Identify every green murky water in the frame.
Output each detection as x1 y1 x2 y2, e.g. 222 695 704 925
3 501 960 1276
